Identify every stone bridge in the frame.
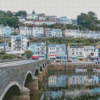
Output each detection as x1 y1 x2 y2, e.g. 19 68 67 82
0 59 47 100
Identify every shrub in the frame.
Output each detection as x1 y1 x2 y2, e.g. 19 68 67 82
25 50 33 59
2 54 13 59
0 51 5 55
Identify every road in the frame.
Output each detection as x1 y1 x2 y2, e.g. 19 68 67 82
0 60 40 68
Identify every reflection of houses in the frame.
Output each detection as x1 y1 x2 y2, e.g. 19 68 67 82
68 75 99 86
6 35 29 54
48 44 67 62
48 75 67 87
28 42 46 59
68 75 88 85
45 91 62 99
68 43 84 61
48 76 57 87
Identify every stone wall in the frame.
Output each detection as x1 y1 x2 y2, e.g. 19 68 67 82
0 59 46 100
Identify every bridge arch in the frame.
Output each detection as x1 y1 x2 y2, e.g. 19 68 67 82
40 66 42 71
43 64 45 68
23 71 34 87
1 81 21 100
35 67 39 76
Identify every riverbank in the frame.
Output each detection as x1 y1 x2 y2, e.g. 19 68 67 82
47 63 100 71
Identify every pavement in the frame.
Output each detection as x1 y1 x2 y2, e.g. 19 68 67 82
0 59 43 68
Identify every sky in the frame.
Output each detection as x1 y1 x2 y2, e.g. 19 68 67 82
0 0 100 19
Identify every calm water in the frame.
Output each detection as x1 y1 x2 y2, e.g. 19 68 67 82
40 70 100 100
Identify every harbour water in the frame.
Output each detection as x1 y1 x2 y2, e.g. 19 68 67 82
39 70 100 100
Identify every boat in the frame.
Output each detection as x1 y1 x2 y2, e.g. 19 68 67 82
93 68 98 71
75 68 87 72
93 69 100 72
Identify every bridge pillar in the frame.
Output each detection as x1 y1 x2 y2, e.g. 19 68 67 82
25 77 39 93
37 71 43 82
42 68 46 77
12 87 30 100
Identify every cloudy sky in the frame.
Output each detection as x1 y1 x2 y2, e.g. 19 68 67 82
0 0 99 19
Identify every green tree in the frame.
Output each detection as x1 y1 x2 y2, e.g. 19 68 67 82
25 50 33 59
12 32 19 35
2 54 13 59
6 11 13 17
15 10 27 17
32 10 35 14
0 40 4 43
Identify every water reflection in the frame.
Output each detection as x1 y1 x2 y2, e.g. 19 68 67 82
42 71 100 100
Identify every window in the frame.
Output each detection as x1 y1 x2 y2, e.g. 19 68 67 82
72 48 74 51
80 52 82 55
76 52 78 55
72 53 74 55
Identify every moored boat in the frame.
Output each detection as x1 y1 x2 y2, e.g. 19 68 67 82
93 69 100 72
75 68 87 72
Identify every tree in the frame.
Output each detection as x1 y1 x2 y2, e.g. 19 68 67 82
12 32 19 35
15 10 27 17
2 54 13 59
6 11 13 17
0 39 4 43
32 10 35 14
88 11 97 21
25 50 33 59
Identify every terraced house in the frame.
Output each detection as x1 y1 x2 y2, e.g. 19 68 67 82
0 25 14 36
48 44 67 62
68 43 84 61
33 27 44 38
20 27 33 36
29 42 46 59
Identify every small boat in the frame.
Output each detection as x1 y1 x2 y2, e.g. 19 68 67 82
93 69 98 71
75 68 87 72
93 69 100 72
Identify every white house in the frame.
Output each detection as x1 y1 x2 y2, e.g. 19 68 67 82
68 43 84 61
0 25 14 36
80 31 91 38
84 46 97 60
51 29 62 37
64 29 80 37
26 14 38 20
28 42 46 59
34 20 56 25
0 43 8 51
23 21 34 25
6 34 29 54
48 44 67 61
32 27 44 37
20 27 33 36
39 16 46 20
18 16 25 22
